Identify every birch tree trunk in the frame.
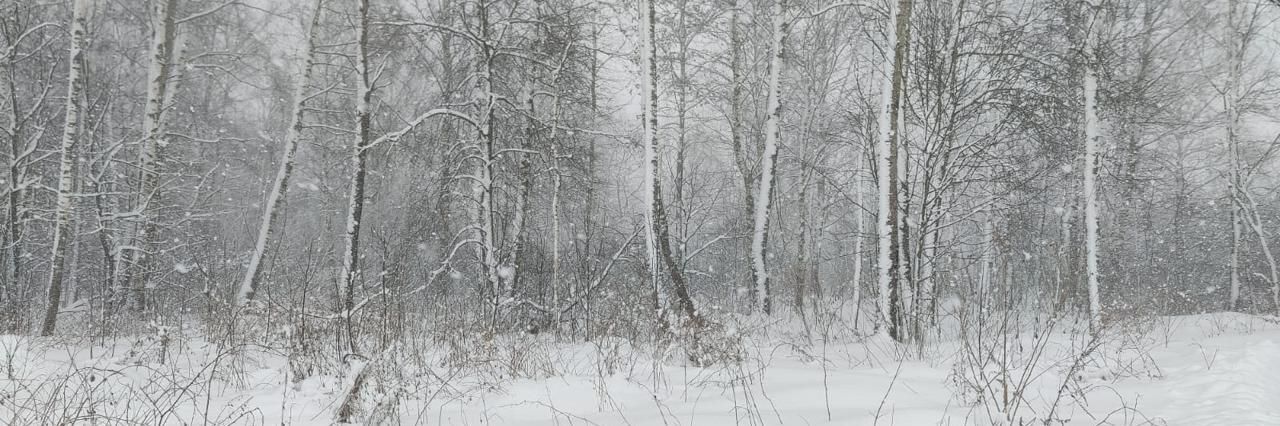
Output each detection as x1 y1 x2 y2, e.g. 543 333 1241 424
673 0 690 263
1082 0 1104 333
980 217 994 303
895 88 913 343
40 0 92 336
546 58 568 330
728 0 757 307
877 0 913 342
237 0 323 306
749 0 787 315
641 0 666 328
550 129 562 328
1226 0 1244 312
795 171 810 316
654 153 698 326
337 0 373 354
580 29 598 311
639 0 699 332
852 168 864 327
1241 191 1280 315
1055 204 1074 312
470 0 501 327
3 41 25 314
120 0 179 312
500 95 536 298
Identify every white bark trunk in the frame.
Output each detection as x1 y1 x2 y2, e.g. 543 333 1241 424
1226 0 1244 311
333 357 369 423
237 0 323 306
875 5 896 334
877 0 912 340
1242 191 1280 315
471 2 500 324
551 144 562 319
337 0 373 353
41 0 92 336
895 87 911 343
980 217 993 301
499 93 536 298
728 0 757 308
749 0 787 315
1082 0 1103 332
121 0 179 311
549 94 565 328
1057 203 1073 310
852 170 864 322
3 45 25 309
640 0 669 327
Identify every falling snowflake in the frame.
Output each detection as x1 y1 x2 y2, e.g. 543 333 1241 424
497 265 516 281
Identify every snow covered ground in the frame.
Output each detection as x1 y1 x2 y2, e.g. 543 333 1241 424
2 312 1279 425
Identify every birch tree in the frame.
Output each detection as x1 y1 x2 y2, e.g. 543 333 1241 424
468 0 502 324
237 0 324 306
336 0 469 344
1 22 20 317
640 0 700 333
1241 189 1280 314
2 8 58 327
876 0 913 341
40 0 92 336
1232 0 1278 313
1225 0 1244 311
749 0 788 315
119 0 180 311
641 0 665 328
727 0 758 307
1082 0 1103 332
337 0 374 353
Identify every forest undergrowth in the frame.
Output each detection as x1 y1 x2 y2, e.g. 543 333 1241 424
6 297 1270 425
